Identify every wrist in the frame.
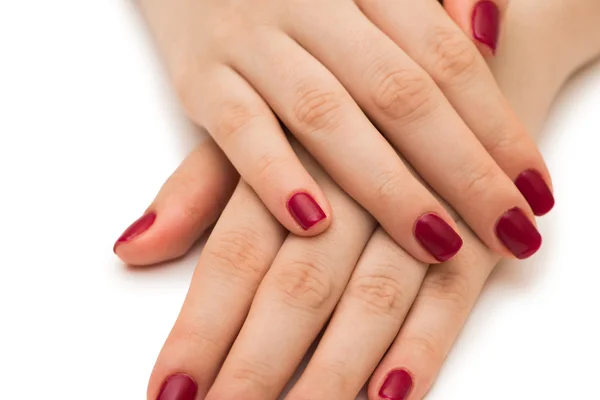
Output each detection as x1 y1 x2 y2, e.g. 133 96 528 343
488 0 600 135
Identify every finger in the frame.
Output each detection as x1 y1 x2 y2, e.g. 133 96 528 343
356 0 554 218
286 227 427 399
113 138 238 266
369 222 500 400
148 179 288 399
227 28 463 264
205 144 377 400
179 63 332 236
442 0 509 57
281 4 542 259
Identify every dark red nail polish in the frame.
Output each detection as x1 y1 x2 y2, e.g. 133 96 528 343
414 213 463 262
287 192 326 230
157 374 197 400
379 369 413 400
113 212 156 252
472 1 500 53
515 169 555 216
495 208 542 259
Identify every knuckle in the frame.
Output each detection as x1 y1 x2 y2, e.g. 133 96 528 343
290 361 350 398
168 319 221 360
229 359 275 393
272 258 334 311
373 170 405 205
457 161 501 202
292 81 344 134
253 152 287 183
402 332 444 363
420 267 472 314
213 101 265 142
368 60 435 123
428 27 480 86
348 271 406 316
205 226 267 280
484 119 523 156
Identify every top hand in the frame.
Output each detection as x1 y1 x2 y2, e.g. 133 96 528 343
136 0 554 263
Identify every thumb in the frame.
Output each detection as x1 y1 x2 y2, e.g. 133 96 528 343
441 0 509 56
113 139 238 266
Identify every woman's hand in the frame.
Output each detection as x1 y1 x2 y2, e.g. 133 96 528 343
141 140 497 400
135 0 554 262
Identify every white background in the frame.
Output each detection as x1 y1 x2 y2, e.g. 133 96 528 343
1 1 599 399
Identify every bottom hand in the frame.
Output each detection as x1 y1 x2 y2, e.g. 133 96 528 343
145 140 500 400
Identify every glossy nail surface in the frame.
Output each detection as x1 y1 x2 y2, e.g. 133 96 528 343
287 192 326 230
379 369 413 400
472 1 500 53
515 169 555 216
414 213 463 262
157 374 197 400
496 208 542 259
113 212 156 252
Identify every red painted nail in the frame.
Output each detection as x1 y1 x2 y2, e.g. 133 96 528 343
472 1 500 53
379 369 413 400
515 169 555 216
113 212 156 252
287 192 326 230
495 208 542 259
414 213 463 262
157 374 197 400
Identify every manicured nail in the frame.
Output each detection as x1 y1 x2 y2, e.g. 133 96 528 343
472 1 500 53
495 207 542 259
515 169 555 216
287 192 326 230
157 374 197 400
379 369 413 400
113 212 156 252
414 213 463 262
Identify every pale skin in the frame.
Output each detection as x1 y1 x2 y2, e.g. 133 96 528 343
115 0 600 399
131 0 555 264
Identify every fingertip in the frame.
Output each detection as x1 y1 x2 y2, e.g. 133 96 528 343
285 191 331 236
414 213 464 264
444 0 508 57
113 211 157 255
113 208 210 267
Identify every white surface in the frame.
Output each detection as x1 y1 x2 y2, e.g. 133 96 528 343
1 2 599 399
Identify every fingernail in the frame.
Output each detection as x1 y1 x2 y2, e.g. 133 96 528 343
495 207 542 259
379 369 413 400
157 374 197 400
515 169 555 216
414 213 463 262
472 1 500 53
113 212 156 252
287 192 326 230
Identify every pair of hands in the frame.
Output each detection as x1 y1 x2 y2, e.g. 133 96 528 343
113 0 600 398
